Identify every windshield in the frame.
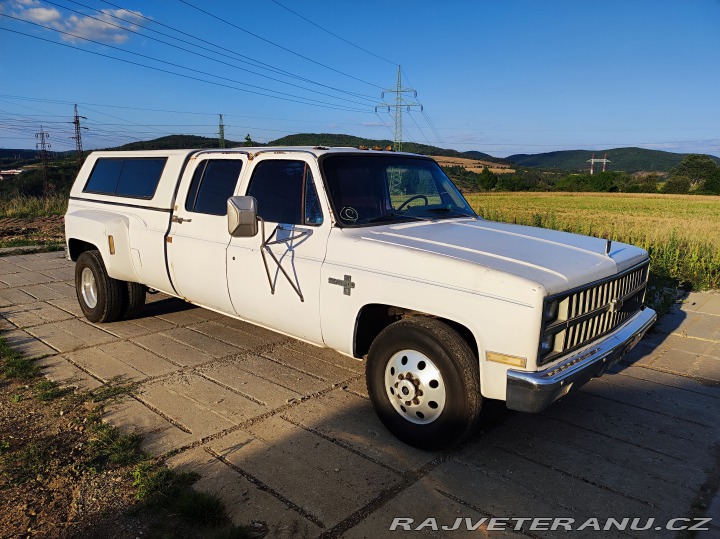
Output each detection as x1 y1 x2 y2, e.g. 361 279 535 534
321 154 477 227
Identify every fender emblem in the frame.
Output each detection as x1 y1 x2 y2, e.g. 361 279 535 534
328 275 355 296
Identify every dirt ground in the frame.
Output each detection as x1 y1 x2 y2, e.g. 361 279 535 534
0 378 145 538
0 217 65 248
0 374 256 538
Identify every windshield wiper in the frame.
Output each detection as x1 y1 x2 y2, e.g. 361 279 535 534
366 212 431 224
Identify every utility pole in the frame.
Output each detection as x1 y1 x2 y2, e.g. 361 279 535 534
69 104 88 174
218 114 225 149
587 152 611 175
376 66 422 152
35 125 51 195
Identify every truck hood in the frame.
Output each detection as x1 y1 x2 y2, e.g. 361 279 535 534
345 218 648 295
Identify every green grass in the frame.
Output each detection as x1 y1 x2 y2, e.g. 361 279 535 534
0 337 40 379
133 462 253 537
0 194 67 218
35 380 69 401
468 192 720 290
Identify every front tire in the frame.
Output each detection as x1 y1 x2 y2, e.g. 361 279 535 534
75 250 124 323
366 317 481 450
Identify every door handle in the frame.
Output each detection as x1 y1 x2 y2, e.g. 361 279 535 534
172 216 192 224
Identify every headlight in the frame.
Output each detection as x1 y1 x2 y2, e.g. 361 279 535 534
543 300 559 323
540 333 555 352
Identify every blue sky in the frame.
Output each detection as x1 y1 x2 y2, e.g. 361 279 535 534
1 0 718 157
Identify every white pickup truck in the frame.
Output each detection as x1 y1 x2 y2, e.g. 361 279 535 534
65 147 656 449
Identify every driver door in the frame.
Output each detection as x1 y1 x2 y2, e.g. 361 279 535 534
226 156 330 343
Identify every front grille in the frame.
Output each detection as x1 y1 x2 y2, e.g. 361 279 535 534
538 260 650 366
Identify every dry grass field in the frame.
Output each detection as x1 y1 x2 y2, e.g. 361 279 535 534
431 155 515 174
466 192 720 289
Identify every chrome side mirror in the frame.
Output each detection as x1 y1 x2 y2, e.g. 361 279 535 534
227 196 258 237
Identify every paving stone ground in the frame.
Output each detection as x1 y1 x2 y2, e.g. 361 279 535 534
1 251 719 538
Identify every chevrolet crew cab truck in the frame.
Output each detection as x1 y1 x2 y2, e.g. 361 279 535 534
65 147 656 449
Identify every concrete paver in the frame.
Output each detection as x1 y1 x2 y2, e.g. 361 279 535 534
281 388 436 473
1 300 75 328
168 447 322 538
2 327 57 358
1 252 719 537
208 416 403 529
26 318 118 352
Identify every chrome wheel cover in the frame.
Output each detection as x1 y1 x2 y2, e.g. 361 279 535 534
80 267 98 309
384 349 446 424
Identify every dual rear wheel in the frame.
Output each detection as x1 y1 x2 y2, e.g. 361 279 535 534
75 250 146 323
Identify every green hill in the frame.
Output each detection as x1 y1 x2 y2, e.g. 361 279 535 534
112 134 243 151
266 133 507 163
507 147 720 172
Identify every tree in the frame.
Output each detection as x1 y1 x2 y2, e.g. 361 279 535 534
662 176 691 194
669 154 720 192
244 134 253 147
478 167 497 191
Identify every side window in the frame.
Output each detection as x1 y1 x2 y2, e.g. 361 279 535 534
186 159 242 216
84 157 166 198
246 160 323 226
305 167 324 225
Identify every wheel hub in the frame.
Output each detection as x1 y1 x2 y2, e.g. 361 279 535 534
384 350 446 425
80 267 98 309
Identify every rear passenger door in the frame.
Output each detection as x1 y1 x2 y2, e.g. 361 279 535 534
167 153 246 314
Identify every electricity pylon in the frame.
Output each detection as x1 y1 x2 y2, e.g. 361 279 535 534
218 114 226 149
376 66 422 152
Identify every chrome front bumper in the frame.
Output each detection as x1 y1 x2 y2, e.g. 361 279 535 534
506 307 657 413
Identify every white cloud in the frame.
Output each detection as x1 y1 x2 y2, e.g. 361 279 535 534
61 9 145 44
11 2 148 45
23 7 61 24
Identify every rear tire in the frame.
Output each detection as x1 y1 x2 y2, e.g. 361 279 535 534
366 317 481 450
124 282 146 319
75 250 124 323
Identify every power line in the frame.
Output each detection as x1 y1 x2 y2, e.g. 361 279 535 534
0 22 372 114
3 14 371 111
175 0 384 90
94 0 377 101
42 0 376 107
406 111 432 146
269 0 396 66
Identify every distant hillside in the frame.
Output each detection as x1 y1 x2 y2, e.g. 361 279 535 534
112 134 244 151
266 133 508 164
507 147 720 172
0 149 40 160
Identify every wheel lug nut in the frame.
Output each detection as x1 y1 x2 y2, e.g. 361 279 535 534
398 374 405 380
405 401 411 406
417 390 423 397
412 398 420 405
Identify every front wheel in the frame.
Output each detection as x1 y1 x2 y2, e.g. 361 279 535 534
75 250 124 323
366 317 481 450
